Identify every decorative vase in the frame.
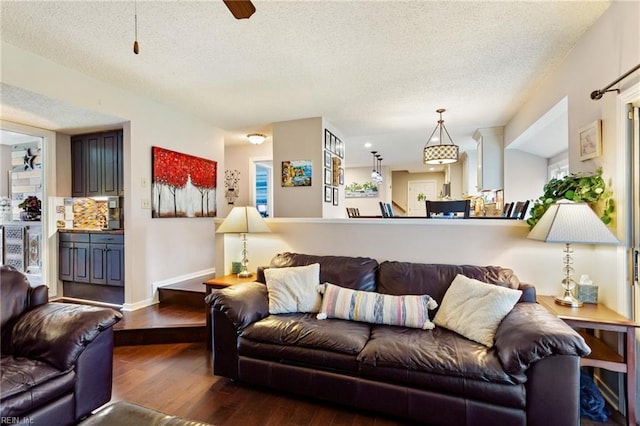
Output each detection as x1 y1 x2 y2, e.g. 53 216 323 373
20 210 41 221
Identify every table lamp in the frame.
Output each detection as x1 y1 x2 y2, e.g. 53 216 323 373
216 206 271 277
527 200 619 307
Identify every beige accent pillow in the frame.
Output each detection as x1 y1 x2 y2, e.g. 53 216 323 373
264 263 322 314
433 274 522 347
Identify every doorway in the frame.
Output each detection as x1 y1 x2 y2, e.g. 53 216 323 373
407 180 436 216
0 122 56 294
251 158 273 218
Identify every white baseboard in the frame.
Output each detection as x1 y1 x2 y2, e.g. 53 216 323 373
121 298 157 312
150 267 216 303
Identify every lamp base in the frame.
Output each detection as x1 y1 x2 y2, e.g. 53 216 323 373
554 294 583 308
236 270 253 278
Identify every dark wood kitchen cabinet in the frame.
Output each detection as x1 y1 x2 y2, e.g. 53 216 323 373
71 130 123 197
89 234 124 287
58 233 91 283
59 232 124 304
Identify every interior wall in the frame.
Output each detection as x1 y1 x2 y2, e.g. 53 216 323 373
219 218 607 299
343 166 390 217
272 117 322 218
1 42 225 309
503 149 547 206
392 170 446 214
223 140 272 217
0 145 10 197
504 1 640 313
55 133 71 196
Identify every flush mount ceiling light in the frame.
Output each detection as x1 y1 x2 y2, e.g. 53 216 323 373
247 133 266 145
423 108 459 165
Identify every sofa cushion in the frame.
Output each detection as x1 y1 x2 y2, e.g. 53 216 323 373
0 354 76 417
268 252 379 291
433 274 522 347
264 264 322 314
317 283 438 329
377 261 520 304
357 324 520 385
241 313 371 355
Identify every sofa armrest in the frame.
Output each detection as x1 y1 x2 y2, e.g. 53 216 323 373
494 303 590 376
10 302 122 371
205 281 269 330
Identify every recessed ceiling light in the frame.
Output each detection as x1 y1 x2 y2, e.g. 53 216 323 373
364 142 372 148
429 167 435 171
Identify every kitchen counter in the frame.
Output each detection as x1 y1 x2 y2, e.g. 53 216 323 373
58 228 124 235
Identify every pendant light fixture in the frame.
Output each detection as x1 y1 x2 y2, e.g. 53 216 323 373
423 108 459 165
370 151 383 184
375 154 383 184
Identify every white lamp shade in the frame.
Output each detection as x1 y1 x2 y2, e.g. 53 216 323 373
216 206 271 234
423 144 459 165
527 200 619 245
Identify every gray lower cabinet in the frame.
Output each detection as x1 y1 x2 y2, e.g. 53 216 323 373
59 232 124 303
89 234 124 286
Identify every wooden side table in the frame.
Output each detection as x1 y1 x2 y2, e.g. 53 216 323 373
203 273 256 350
538 295 639 425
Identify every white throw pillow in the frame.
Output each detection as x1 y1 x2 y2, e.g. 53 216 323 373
264 263 322 314
433 274 522 347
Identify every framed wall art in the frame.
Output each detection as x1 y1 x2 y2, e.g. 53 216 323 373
151 146 217 218
332 187 339 206
324 168 332 185
282 160 312 187
324 186 332 203
578 120 602 161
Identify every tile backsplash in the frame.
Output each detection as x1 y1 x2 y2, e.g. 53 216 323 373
54 198 108 229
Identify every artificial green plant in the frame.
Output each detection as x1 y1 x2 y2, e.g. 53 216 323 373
527 167 614 229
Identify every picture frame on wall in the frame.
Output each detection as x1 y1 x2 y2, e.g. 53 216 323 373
324 150 332 168
324 129 331 150
339 167 344 185
330 134 336 154
332 187 339 206
324 168 332 185
324 185 332 203
578 120 602 161
336 139 343 158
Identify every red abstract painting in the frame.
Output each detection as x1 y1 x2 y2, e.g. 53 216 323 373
151 146 217 218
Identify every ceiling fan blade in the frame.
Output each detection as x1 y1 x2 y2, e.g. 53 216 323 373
223 0 256 20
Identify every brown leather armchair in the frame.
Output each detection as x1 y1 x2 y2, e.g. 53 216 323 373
0 265 122 425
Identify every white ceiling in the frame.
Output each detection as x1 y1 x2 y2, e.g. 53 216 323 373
0 0 610 170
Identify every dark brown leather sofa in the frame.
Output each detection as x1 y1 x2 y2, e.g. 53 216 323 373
207 253 591 426
0 265 122 425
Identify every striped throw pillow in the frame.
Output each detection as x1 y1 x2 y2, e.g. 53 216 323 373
316 283 438 330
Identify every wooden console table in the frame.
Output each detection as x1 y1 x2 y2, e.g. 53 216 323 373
203 273 256 350
538 295 638 425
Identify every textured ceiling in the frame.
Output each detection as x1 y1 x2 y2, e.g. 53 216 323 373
0 1 610 169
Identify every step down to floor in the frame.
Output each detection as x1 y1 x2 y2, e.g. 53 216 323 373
158 278 208 309
113 303 206 346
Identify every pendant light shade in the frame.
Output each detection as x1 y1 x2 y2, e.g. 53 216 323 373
423 109 459 165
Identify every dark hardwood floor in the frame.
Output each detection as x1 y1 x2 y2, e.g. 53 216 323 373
111 342 627 426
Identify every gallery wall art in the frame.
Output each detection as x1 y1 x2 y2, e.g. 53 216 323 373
152 146 217 218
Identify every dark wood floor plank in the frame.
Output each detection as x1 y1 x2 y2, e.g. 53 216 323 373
111 342 626 426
